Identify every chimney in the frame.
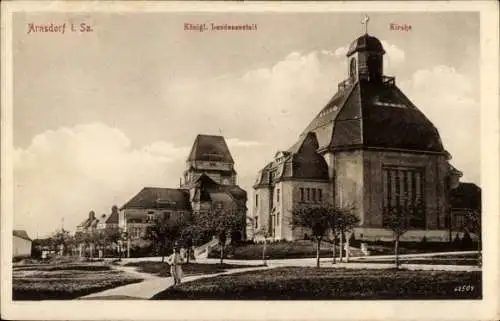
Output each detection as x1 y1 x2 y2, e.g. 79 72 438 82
89 211 95 219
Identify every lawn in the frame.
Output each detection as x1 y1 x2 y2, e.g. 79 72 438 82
209 240 341 260
13 263 143 300
151 267 482 300
124 261 263 277
355 253 481 266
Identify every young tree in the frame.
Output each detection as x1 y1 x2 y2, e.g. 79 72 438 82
254 224 271 266
195 207 246 264
336 211 360 263
291 205 332 268
383 207 412 268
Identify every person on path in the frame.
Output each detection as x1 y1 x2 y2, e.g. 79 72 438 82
166 245 184 285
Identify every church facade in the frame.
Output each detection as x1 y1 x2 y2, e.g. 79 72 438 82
119 134 247 241
253 32 471 242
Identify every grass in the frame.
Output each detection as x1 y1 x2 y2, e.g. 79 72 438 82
209 240 342 260
151 267 482 300
355 253 481 266
13 263 143 300
124 261 263 277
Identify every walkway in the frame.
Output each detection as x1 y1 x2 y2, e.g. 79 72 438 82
79 264 272 300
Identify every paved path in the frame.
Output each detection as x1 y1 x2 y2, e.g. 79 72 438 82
79 264 272 300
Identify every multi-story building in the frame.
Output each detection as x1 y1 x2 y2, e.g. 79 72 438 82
119 134 247 241
253 31 478 242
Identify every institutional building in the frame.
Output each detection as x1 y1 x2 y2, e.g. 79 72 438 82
119 134 247 241
253 32 478 242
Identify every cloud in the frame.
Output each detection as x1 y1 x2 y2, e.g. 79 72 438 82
14 123 188 238
226 138 263 148
381 40 406 73
14 50 479 238
400 65 479 184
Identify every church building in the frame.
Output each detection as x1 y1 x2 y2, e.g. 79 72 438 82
253 30 473 242
119 134 247 241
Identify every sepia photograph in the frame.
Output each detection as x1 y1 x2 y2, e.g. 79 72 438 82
1 1 499 321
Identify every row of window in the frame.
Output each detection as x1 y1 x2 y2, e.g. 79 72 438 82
254 213 281 230
255 187 323 207
382 167 427 229
299 188 323 203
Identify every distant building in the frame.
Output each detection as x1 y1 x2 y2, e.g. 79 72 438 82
450 182 481 231
253 31 476 242
13 230 32 258
119 134 247 241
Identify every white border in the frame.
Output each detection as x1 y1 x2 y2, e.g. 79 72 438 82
1 1 499 321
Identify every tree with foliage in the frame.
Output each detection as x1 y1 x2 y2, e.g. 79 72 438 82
254 223 271 266
383 207 413 268
103 227 123 258
195 206 246 264
51 228 71 256
336 210 360 263
146 215 186 262
291 205 332 268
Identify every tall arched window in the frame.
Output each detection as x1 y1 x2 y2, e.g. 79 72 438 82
349 58 357 78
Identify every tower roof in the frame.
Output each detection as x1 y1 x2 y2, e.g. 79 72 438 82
347 34 385 56
187 134 234 163
299 79 446 154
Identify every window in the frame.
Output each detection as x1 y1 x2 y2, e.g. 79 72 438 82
349 58 357 78
318 189 323 202
146 214 155 222
163 212 171 220
276 213 280 226
276 189 280 203
255 216 259 229
383 166 425 229
306 188 311 202
255 194 259 208
312 189 316 202
299 188 304 202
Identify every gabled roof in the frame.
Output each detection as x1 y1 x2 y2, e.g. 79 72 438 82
192 173 247 201
187 134 234 163
121 187 191 211
13 230 31 241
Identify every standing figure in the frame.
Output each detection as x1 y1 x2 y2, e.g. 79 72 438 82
167 245 184 285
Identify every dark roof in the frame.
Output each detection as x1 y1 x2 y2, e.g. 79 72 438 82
451 182 481 211
105 211 119 224
13 230 31 241
255 132 329 187
121 187 191 211
300 79 446 154
347 33 385 56
187 134 234 163
193 174 247 201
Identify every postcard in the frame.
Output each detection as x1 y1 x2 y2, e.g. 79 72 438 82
1 1 499 321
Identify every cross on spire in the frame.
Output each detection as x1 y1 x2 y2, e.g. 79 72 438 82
361 14 370 34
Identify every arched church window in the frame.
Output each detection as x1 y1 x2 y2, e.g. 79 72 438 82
349 58 357 78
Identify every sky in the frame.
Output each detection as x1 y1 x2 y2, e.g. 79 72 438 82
12 11 480 238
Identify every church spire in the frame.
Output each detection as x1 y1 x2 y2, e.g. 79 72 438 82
361 14 370 35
